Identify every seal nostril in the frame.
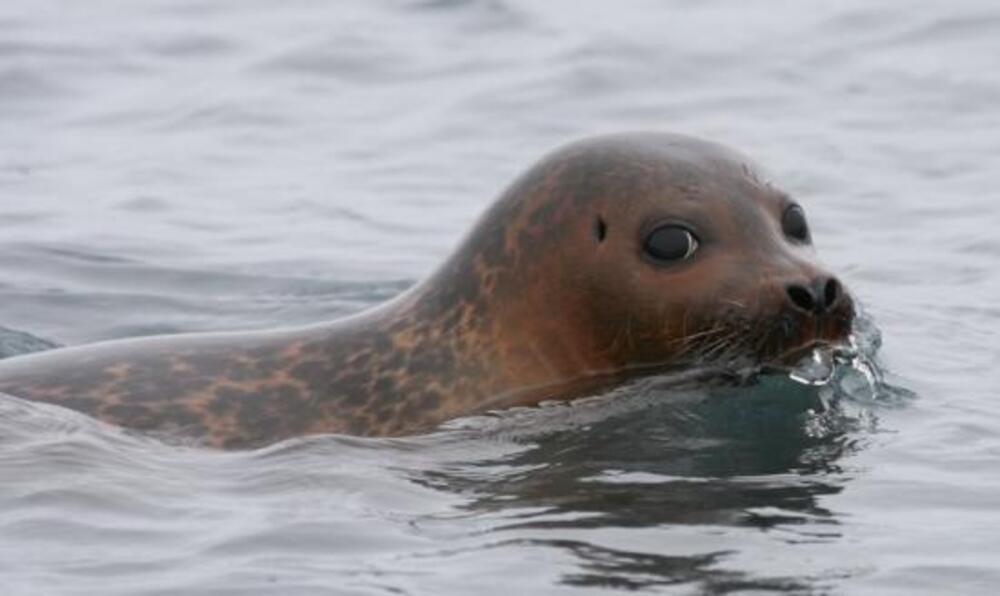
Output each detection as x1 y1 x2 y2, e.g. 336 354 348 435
823 278 840 308
786 284 816 313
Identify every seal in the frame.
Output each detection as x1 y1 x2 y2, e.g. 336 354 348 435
0 133 855 448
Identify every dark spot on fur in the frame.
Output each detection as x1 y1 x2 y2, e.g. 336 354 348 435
103 403 164 429
373 376 397 395
594 216 607 242
420 391 441 411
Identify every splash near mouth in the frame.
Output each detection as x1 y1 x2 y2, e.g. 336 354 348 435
787 342 850 386
784 335 883 405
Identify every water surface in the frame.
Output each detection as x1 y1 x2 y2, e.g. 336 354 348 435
1 1 999 594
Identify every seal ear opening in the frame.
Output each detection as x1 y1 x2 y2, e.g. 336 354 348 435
594 216 607 243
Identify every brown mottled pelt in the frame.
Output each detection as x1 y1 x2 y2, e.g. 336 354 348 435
0 133 854 448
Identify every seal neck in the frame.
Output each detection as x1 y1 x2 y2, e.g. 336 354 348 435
367 255 615 420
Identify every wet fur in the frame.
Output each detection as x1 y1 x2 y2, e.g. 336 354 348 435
0 133 854 448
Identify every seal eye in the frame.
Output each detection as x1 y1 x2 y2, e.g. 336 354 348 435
644 225 699 263
782 205 810 243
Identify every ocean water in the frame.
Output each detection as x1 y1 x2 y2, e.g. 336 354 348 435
1 1 999 594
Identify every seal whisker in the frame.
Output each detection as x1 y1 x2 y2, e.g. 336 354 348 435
720 298 747 310
694 328 743 364
669 323 726 360
671 326 724 348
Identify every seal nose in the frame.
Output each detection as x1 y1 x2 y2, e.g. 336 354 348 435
785 277 842 315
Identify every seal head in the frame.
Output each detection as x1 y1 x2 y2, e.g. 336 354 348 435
435 132 854 391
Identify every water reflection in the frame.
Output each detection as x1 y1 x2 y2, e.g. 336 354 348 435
488 538 811 592
415 374 873 591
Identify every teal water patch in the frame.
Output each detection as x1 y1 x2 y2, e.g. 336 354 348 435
0 327 60 360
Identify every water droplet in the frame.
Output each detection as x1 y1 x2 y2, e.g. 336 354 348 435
788 345 836 385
